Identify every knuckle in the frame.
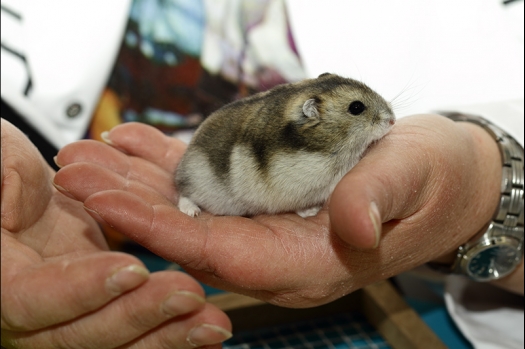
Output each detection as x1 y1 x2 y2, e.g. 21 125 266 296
127 311 160 334
49 322 93 349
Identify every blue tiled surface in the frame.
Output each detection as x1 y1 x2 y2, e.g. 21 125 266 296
406 297 473 349
223 312 391 349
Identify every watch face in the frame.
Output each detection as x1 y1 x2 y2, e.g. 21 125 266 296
466 242 520 281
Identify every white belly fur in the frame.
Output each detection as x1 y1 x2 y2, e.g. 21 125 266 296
179 145 353 216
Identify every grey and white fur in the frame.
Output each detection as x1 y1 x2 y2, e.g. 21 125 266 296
175 73 395 217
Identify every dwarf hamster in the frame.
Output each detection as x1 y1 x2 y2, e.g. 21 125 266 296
175 73 395 217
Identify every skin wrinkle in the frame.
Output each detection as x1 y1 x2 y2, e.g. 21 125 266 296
5 256 82 332
144 204 175 253
123 156 134 182
374 124 439 224
5 189 53 257
49 319 88 349
43 280 89 347
206 219 323 295
3 273 33 331
312 231 334 262
269 231 347 306
359 144 419 222
0 170 25 232
115 298 159 338
269 256 354 307
169 214 214 275
266 218 331 268
41 194 105 257
463 123 501 221
39 200 71 258
202 218 316 300
284 234 312 268
417 125 486 254
8 257 86 332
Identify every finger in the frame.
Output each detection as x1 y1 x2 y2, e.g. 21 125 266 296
81 191 256 289
124 304 232 349
56 140 176 200
2 272 230 349
82 191 206 261
54 162 174 205
80 190 334 303
101 122 187 173
81 189 256 278
1 242 149 331
329 116 436 249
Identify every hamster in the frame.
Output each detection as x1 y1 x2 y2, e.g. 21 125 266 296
175 73 395 218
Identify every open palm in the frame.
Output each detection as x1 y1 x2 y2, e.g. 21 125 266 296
1 118 231 349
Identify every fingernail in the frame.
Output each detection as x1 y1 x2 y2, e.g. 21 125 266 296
369 202 382 248
187 324 233 347
106 265 150 295
161 290 206 317
100 131 113 145
53 156 63 168
52 182 76 200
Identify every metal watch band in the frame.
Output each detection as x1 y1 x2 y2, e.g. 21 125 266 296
429 112 524 276
443 112 524 230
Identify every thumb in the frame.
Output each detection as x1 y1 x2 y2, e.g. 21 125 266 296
329 130 430 249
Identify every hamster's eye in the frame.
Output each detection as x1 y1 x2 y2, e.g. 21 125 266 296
348 101 366 115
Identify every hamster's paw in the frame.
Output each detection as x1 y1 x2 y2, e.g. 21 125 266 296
296 206 322 218
178 196 201 217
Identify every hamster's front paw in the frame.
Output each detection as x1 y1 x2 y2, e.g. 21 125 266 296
296 206 322 218
178 196 201 217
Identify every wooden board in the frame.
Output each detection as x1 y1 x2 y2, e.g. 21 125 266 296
207 279 447 349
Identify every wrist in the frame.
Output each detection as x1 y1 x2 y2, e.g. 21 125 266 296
429 113 524 291
429 121 501 263
448 121 502 242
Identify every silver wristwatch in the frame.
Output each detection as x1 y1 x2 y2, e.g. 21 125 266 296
429 112 524 282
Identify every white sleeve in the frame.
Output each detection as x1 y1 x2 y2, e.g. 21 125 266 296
445 275 524 349
1 0 131 148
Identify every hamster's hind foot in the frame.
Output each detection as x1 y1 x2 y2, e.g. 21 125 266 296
178 196 201 217
296 206 322 218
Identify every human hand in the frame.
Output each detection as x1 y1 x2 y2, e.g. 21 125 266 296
329 114 523 295
53 114 520 310
1 118 232 349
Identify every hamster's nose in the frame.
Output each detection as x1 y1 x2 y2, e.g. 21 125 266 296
389 118 396 126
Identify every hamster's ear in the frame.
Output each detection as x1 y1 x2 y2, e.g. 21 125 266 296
318 72 332 78
303 98 319 118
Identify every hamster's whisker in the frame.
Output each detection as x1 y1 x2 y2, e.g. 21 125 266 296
389 78 427 113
